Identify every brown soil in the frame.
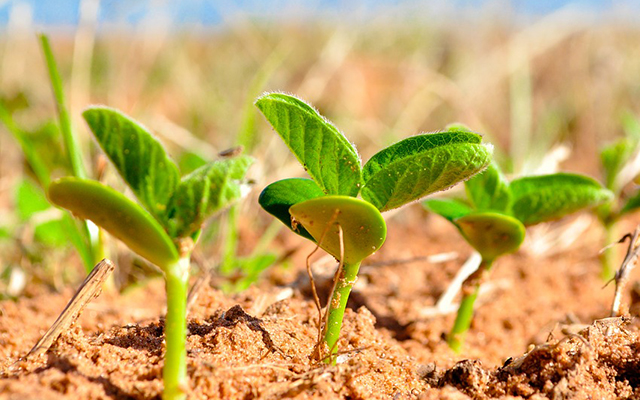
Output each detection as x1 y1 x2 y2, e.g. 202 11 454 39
1 209 640 399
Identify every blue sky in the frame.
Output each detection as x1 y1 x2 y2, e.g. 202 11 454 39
0 0 635 29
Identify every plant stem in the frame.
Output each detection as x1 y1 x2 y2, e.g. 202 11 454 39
163 256 190 400
220 205 239 276
324 261 361 364
600 221 617 281
39 33 87 180
448 258 493 353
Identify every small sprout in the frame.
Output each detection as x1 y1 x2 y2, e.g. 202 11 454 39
48 107 253 400
425 160 613 353
595 120 640 280
256 92 493 363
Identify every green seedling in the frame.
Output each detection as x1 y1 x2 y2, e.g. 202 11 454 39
596 117 640 280
255 93 493 363
424 161 613 353
48 107 253 400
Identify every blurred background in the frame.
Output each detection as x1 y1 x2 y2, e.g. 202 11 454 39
1 0 640 295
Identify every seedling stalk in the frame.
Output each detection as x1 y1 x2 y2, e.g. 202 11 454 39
324 260 360 363
447 258 493 353
162 256 190 400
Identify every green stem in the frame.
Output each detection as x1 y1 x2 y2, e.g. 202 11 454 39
220 205 239 276
448 258 493 353
324 261 361 364
162 256 190 400
600 221 617 281
39 34 87 180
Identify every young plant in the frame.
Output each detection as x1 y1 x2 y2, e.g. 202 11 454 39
47 107 253 400
596 122 640 280
255 93 493 363
424 161 613 353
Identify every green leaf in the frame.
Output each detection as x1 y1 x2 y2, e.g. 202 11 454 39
48 177 179 269
454 212 525 261
232 253 278 292
83 106 180 223
361 131 493 211
600 138 635 191
289 196 387 264
510 173 613 226
34 219 67 247
258 178 326 241
15 179 50 221
423 198 472 221
465 161 510 213
167 156 254 238
621 189 640 215
255 93 362 196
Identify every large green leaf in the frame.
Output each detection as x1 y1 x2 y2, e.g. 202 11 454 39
510 173 613 226
255 93 362 197
83 107 180 224
258 178 326 240
621 189 640 215
423 198 472 222
48 177 179 269
361 131 492 211
454 212 525 261
166 156 254 238
465 161 510 213
289 196 387 264
600 138 635 191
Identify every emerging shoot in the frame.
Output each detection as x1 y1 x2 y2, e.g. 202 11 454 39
256 92 493 363
48 107 253 400
425 160 613 353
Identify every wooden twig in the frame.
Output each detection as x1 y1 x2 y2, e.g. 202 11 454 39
610 225 640 317
27 259 115 358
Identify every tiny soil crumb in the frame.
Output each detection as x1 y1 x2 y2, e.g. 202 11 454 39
1 210 640 399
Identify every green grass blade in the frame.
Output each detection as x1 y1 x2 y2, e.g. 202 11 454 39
49 177 179 269
621 190 640 215
510 173 613 226
258 178 326 240
255 93 362 196
600 138 635 191
465 161 511 213
83 106 180 224
362 131 493 211
423 198 472 222
39 34 87 180
0 102 51 188
61 213 94 271
166 156 254 238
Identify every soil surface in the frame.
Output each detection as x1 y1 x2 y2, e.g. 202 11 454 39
1 208 640 399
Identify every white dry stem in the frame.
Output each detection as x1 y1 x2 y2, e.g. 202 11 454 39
418 252 481 318
524 214 593 257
